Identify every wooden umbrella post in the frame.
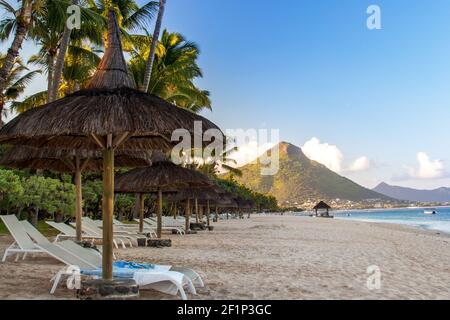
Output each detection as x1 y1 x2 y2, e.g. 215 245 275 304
102 140 114 280
74 157 83 242
185 199 190 232
139 194 145 233
206 200 210 227
157 189 163 238
195 198 199 223
199 205 204 222
172 202 177 219
215 205 219 222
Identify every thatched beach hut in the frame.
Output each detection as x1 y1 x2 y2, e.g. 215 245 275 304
0 8 222 280
313 201 332 218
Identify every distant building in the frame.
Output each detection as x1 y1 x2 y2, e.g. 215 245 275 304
313 201 333 218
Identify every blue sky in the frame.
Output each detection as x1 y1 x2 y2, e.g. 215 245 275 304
3 0 450 189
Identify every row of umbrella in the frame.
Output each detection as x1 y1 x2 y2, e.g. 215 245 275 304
0 8 253 280
0 146 254 236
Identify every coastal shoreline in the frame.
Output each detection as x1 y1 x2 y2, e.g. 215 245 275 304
1 216 450 300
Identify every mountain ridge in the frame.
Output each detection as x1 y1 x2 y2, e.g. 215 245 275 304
373 182 450 202
231 141 392 206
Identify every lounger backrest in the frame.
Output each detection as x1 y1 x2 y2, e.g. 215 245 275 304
0 215 36 250
80 217 102 236
36 242 93 269
56 240 101 268
113 219 126 226
46 221 76 236
20 220 51 245
143 218 157 226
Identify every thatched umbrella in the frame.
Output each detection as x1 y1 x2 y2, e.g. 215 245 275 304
167 184 226 227
115 160 213 237
0 145 152 241
0 8 222 280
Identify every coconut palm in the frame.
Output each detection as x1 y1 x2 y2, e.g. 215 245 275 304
129 30 212 112
141 0 165 92
0 0 35 94
1 0 104 103
87 0 158 33
11 43 100 113
0 55 41 124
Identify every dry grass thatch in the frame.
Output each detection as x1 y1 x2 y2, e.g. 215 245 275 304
115 161 212 193
0 8 222 151
0 145 153 173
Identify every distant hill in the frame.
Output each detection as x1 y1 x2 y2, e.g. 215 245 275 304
373 182 450 202
232 142 391 205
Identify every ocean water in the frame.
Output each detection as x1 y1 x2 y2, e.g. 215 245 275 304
334 207 450 234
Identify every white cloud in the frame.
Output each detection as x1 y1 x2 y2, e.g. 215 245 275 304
349 156 371 172
228 140 275 167
302 138 343 172
406 152 445 179
301 137 371 173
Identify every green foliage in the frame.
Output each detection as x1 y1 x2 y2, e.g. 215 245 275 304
22 175 75 216
0 169 24 214
215 177 278 211
0 169 75 218
82 179 103 216
115 194 136 216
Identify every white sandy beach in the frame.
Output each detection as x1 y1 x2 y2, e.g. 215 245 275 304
1 216 450 300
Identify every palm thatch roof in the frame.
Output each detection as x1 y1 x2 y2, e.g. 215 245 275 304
313 201 331 210
0 8 222 151
115 160 213 193
0 145 152 173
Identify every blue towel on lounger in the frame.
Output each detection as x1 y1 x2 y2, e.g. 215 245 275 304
80 261 156 278
113 261 155 270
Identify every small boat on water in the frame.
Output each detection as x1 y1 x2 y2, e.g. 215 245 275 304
424 209 437 215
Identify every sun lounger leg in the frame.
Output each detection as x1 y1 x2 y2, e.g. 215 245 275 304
178 285 188 300
2 249 9 262
113 240 119 249
2 243 15 262
14 253 20 262
22 252 27 260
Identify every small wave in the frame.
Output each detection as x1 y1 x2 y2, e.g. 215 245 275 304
335 217 450 234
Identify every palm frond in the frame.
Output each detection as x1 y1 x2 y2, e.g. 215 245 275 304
122 1 158 32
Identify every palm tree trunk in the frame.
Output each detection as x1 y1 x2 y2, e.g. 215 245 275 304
141 0 166 92
47 53 55 102
0 0 33 94
0 100 4 127
49 0 79 102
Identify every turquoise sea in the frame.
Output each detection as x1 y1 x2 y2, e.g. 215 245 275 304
334 206 450 234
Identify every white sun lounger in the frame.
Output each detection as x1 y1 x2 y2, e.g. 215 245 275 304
51 240 196 299
141 218 185 235
56 240 203 289
1 215 45 262
83 217 150 246
45 221 103 243
93 218 157 238
79 217 139 248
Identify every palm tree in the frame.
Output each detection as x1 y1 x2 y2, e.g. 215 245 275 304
129 30 212 112
141 0 165 92
0 0 36 114
11 43 100 113
49 0 105 102
87 0 158 35
0 55 40 124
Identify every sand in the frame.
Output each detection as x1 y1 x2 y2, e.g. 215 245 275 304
1 215 450 300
